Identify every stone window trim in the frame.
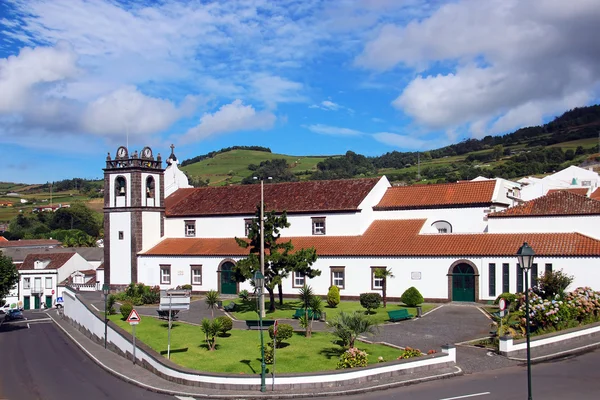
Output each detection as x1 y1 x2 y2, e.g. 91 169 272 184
160 264 171 285
370 266 386 290
191 264 202 285
185 220 196 237
312 217 326 235
330 266 345 290
23 277 30 289
292 271 306 288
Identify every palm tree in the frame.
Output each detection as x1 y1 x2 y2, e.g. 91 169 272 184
298 284 314 337
308 295 323 336
374 268 394 308
329 311 379 348
200 318 222 351
205 289 220 317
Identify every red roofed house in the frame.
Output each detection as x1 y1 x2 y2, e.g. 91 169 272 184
103 145 600 303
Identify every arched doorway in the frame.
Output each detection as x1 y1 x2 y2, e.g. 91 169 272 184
449 262 477 302
219 261 237 295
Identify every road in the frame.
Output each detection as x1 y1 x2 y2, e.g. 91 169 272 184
1 312 599 400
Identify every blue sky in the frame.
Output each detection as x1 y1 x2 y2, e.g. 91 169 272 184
1 0 599 183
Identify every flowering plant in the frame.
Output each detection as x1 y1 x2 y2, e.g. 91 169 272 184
397 347 422 359
337 348 368 369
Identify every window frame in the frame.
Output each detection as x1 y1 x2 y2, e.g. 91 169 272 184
516 263 523 293
531 263 538 288
184 220 196 237
330 266 345 289
23 277 30 289
292 271 306 288
545 263 553 273
312 217 326 235
45 277 52 289
160 265 171 285
191 265 202 285
502 263 510 293
371 267 385 290
244 219 253 237
488 263 496 297
118 231 124 240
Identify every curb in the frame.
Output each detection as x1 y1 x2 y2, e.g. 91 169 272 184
47 311 463 399
507 341 600 364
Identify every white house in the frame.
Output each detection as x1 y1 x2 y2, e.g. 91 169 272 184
519 165 600 201
102 145 600 303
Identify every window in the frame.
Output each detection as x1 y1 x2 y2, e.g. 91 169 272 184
145 176 155 198
160 265 171 284
431 220 452 233
118 231 124 240
372 267 384 290
293 271 306 288
34 277 42 291
488 263 496 297
45 277 52 289
545 263 553 273
531 263 538 288
244 219 253 237
115 176 126 197
191 265 202 285
330 267 345 289
516 264 523 293
438 228 448 233
185 220 196 237
312 217 326 235
23 277 30 289
502 263 510 293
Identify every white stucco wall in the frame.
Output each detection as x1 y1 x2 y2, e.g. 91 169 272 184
487 215 600 239
374 207 489 233
110 212 132 285
141 211 162 251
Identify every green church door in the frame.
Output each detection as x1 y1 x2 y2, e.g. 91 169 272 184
452 263 475 302
24 296 30 310
220 262 237 295
34 295 40 309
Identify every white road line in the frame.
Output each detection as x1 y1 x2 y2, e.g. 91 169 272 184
174 396 196 400
439 392 490 400
27 323 30 329
91 304 100 312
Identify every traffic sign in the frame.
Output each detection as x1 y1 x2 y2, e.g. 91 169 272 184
126 309 141 325
273 320 278 336
499 298 507 311
52 290 55 295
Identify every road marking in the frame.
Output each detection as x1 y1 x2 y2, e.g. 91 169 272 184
174 396 196 400
27 323 30 329
91 304 100 312
439 392 490 400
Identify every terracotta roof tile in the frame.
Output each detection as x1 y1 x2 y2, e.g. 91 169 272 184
166 178 380 217
18 252 76 270
591 188 600 200
374 180 497 210
0 237 7 242
0 239 61 248
488 191 600 218
547 188 589 196
142 219 600 257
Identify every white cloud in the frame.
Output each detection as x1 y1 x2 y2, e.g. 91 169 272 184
309 100 354 113
305 124 363 136
181 100 276 143
249 74 305 108
372 132 439 150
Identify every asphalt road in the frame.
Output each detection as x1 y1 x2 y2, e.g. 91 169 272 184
0 313 170 400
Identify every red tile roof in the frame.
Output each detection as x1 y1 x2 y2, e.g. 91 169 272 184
0 236 7 241
142 219 600 257
488 191 600 218
591 188 600 201
374 180 498 210
0 239 61 248
547 188 589 196
18 252 76 270
165 178 380 217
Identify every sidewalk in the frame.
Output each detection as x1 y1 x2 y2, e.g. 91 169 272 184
46 309 461 399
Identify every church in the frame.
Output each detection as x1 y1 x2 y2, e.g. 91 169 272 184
103 145 600 302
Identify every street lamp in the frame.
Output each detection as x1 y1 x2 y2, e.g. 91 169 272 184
253 270 267 393
253 176 272 319
517 242 535 400
102 284 110 349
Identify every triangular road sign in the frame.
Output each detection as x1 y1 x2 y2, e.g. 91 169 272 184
126 308 141 324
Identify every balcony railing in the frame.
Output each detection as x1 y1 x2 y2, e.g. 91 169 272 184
31 287 44 294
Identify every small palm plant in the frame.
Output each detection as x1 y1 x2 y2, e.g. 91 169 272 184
298 284 314 337
329 311 380 348
200 318 223 351
374 268 394 308
205 289 220 317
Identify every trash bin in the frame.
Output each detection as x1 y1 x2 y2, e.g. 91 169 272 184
416 306 423 318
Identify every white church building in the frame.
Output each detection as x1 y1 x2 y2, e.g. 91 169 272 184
103 145 600 303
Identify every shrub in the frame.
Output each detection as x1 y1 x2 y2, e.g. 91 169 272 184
337 347 368 369
106 294 116 316
239 289 250 301
268 323 293 347
120 302 133 320
397 347 422 359
263 343 274 364
215 316 233 336
359 293 382 313
180 284 192 290
401 287 424 307
534 270 574 300
495 292 519 311
327 285 340 308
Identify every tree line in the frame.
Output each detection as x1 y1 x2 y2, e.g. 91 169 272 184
180 146 272 167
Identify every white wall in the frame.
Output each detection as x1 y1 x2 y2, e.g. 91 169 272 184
110 212 132 285
487 215 600 239
142 211 162 251
374 207 489 233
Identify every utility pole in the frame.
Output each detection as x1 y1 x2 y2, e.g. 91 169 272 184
417 152 421 180
259 179 265 319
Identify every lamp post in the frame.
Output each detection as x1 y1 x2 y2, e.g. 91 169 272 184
517 242 535 400
253 271 267 392
253 176 272 318
102 284 110 349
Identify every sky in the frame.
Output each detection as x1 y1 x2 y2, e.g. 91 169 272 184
1 0 599 184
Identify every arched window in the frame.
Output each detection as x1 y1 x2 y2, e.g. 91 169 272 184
146 176 155 199
432 220 452 233
115 177 126 197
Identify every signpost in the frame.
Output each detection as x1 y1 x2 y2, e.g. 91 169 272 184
126 309 141 365
272 320 278 391
159 289 190 360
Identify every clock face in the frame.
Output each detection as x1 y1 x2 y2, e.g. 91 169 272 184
117 146 127 158
143 147 152 158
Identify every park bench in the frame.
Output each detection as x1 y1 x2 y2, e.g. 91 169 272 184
223 302 236 312
156 310 179 320
245 320 276 330
387 309 414 322
292 308 321 320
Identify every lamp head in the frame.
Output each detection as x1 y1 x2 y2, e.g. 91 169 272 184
253 271 265 291
516 242 535 271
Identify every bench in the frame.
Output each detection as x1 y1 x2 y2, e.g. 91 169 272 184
223 302 236 312
387 309 414 322
292 308 321 320
245 320 276 330
156 310 179 320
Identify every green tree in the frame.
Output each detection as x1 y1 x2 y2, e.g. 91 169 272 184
200 318 222 351
205 290 220 317
0 254 19 304
374 268 394 308
234 205 320 312
492 145 504 161
50 202 101 237
534 270 574 300
329 311 379 349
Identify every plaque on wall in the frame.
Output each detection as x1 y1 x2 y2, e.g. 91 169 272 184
411 272 422 280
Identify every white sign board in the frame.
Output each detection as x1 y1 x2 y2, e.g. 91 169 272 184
411 272 422 280
159 290 191 311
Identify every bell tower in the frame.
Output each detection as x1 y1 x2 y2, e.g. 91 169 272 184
103 146 164 287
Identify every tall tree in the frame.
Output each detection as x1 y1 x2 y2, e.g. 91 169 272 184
374 268 394 308
234 204 320 312
0 254 19 304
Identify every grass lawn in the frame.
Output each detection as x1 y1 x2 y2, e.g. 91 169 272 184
224 299 437 324
109 315 406 373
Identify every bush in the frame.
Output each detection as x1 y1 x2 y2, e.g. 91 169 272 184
327 285 340 308
268 323 293 347
397 347 422 359
215 316 233 335
239 289 250 301
401 287 424 307
337 347 368 369
180 284 192 290
495 292 517 304
107 294 116 316
263 343 274 364
534 270 574 300
359 293 382 313
120 302 133 320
